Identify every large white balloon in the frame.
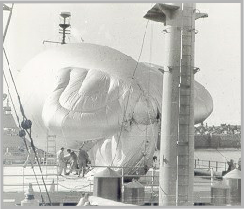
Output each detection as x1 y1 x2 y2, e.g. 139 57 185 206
12 43 213 173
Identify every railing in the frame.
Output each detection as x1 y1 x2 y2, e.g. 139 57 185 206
3 163 220 205
194 159 227 172
3 164 59 193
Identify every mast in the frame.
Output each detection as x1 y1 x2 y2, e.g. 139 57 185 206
59 12 71 44
144 3 208 206
43 12 71 45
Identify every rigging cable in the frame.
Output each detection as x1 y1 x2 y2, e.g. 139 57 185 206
3 48 27 119
3 71 46 205
110 19 150 166
3 48 52 205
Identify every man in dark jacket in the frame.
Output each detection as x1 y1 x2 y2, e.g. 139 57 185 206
78 147 89 177
227 159 236 172
67 151 78 175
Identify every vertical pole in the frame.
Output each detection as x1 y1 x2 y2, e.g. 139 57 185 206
177 3 196 206
144 2 207 206
210 168 213 186
151 168 154 205
121 168 124 202
3 3 14 44
23 167 25 192
159 3 182 206
188 4 196 204
46 132 48 179
62 18 65 44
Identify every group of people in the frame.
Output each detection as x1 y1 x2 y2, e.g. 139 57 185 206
22 145 90 178
56 147 90 177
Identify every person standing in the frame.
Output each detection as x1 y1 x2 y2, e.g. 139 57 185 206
67 151 78 175
78 147 89 177
152 155 158 169
64 149 72 175
57 147 66 175
23 146 36 168
227 159 236 173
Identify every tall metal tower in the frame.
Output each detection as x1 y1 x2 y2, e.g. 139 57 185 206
144 3 207 206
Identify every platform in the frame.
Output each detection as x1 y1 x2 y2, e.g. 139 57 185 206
3 165 218 206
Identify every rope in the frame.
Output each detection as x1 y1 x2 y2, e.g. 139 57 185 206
25 129 53 205
110 19 150 166
3 49 52 205
3 72 46 205
22 138 46 205
215 148 229 162
3 47 27 120
3 71 21 128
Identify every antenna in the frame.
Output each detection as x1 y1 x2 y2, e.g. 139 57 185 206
43 12 71 45
59 12 71 44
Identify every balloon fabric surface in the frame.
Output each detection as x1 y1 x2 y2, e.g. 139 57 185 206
12 43 213 174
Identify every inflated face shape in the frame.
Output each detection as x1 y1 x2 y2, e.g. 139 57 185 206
12 43 213 173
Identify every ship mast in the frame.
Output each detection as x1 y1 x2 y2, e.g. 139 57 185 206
59 12 71 44
43 12 71 45
144 3 207 206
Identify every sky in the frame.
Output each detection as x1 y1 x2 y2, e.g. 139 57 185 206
3 3 241 126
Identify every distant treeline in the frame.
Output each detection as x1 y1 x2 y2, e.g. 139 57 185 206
195 123 241 136
194 123 241 149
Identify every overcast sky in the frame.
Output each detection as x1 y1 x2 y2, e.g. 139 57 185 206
3 3 241 126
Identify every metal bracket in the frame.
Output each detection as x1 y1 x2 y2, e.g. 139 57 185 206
193 67 200 74
144 3 180 25
162 155 168 164
158 68 164 74
195 12 208 20
177 141 189 146
162 28 170 34
3 4 11 11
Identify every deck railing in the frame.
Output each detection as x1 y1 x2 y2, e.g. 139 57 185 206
3 164 59 193
194 159 227 172
3 162 221 205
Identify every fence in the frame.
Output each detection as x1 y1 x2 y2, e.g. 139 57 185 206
3 161 223 205
194 159 227 172
3 164 59 193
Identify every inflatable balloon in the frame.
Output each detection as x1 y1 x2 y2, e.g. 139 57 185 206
11 43 213 173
